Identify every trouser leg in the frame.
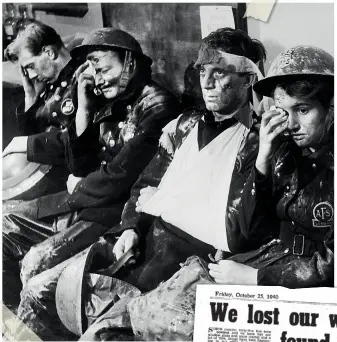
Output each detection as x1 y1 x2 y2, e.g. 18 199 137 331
17 249 88 341
20 219 112 285
3 199 55 260
17 219 119 340
81 218 218 340
79 293 135 341
3 255 22 314
2 201 55 312
122 217 217 292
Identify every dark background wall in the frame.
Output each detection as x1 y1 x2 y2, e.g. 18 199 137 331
102 3 244 97
3 3 246 148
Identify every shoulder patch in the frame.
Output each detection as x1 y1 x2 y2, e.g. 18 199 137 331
312 201 334 228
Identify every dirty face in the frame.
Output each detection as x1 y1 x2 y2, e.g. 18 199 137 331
199 63 249 115
19 46 58 83
87 50 124 99
274 86 329 149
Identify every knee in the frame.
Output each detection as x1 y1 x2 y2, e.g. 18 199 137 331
19 279 42 316
21 263 59 300
2 200 22 215
20 247 43 285
20 281 37 304
20 272 53 309
2 213 14 235
18 276 46 321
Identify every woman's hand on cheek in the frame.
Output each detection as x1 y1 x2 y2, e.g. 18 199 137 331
256 106 288 175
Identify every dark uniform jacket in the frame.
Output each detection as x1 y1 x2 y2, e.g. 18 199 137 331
35 80 181 227
232 134 334 288
17 59 79 166
107 104 262 254
9 60 80 199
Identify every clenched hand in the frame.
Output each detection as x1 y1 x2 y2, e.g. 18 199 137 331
66 174 83 194
208 260 258 285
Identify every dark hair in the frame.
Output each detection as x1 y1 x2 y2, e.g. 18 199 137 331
135 55 152 82
274 77 334 110
200 27 266 64
5 21 65 62
181 61 205 110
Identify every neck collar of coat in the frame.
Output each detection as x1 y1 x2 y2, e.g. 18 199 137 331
93 76 147 124
204 102 254 129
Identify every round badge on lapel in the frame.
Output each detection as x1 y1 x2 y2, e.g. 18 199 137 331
61 98 75 115
234 156 242 173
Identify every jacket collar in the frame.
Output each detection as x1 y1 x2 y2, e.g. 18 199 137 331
93 76 148 124
203 102 254 130
45 59 78 93
56 59 78 84
233 102 254 129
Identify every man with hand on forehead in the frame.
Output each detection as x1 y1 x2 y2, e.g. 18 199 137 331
208 45 334 288
3 22 81 312
3 22 80 201
4 28 180 333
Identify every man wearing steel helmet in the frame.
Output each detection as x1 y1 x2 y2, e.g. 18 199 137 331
4 28 180 330
208 46 334 288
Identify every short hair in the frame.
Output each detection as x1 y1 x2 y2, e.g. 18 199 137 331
200 27 266 64
4 21 65 62
274 78 334 110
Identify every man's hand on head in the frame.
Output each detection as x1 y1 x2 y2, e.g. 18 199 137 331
19 66 46 111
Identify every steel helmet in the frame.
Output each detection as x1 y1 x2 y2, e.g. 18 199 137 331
55 240 140 336
71 28 152 65
2 152 53 200
254 45 334 97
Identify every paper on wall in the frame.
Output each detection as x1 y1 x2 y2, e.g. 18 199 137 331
244 0 277 23
199 6 235 39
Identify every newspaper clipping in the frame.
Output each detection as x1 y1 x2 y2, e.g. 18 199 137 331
194 285 337 342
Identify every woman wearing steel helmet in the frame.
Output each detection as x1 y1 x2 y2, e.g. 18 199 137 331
208 45 334 288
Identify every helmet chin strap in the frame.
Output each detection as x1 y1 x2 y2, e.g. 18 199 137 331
116 50 135 96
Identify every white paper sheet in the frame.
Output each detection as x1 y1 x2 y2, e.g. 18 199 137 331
200 6 235 39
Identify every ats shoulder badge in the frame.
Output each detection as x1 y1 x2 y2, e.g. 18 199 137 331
61 98 75 115
312 202 333 228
